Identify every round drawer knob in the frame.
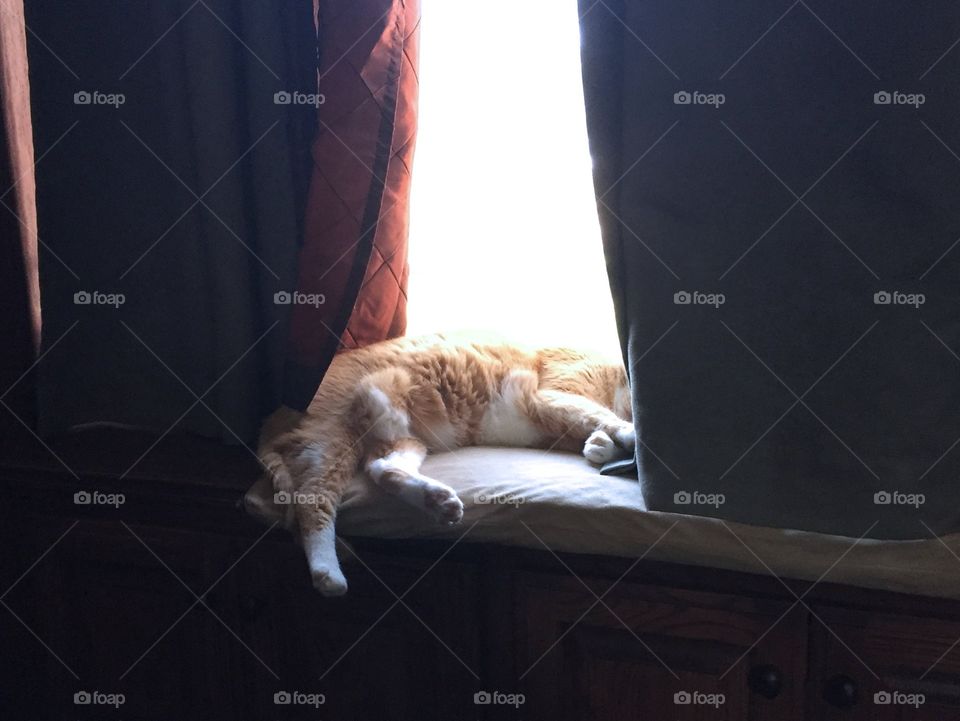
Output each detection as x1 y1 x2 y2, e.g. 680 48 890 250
748 664 783 699
823 674 858 708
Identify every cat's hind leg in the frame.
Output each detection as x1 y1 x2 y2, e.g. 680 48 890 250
364 438 464 525
279 426 360 596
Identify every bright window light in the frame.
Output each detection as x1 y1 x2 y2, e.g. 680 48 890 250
406 0 621 356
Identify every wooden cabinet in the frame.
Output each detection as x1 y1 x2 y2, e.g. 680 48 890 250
3 520 251 720
807 606 960 721
518 572 806 721
1 515 484 721
4 442 960 721
236 541 482 720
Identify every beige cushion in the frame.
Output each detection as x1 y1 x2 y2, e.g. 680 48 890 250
245 447 960 600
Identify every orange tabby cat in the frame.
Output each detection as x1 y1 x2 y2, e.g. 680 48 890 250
258 334 635 595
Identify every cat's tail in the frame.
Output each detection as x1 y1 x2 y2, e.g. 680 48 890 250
253 406 304 526
257 447 298 528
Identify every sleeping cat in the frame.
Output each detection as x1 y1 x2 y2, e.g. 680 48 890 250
257 333 635 596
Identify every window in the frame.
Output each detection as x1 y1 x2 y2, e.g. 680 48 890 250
407 0 620 355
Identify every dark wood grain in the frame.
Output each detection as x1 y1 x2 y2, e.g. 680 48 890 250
3 428 960 720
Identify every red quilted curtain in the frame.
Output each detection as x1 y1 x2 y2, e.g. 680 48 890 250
282 0 419 410
0 0 40 438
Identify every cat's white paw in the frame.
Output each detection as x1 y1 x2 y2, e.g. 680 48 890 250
584 429 617 465
424 482 464 525
311 565 348 596
614 424 636 451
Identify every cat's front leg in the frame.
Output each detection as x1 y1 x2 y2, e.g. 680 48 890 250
583 423 635 464
613 423 636 452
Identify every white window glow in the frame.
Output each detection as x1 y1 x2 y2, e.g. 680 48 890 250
406 0 621 356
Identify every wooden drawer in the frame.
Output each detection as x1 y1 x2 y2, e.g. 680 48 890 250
516 571 807 721
808 605 960 721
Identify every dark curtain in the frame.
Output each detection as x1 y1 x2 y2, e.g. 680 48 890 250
282 0 419 411
11 0 418 446
580 1 960 539
25 0 316 444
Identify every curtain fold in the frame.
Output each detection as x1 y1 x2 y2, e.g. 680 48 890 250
580 0 960 539
282 0 419 412
0 0 40 440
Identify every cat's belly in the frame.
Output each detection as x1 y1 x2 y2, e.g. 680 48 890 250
477 378 546 447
